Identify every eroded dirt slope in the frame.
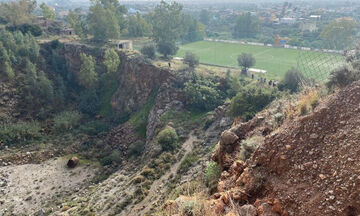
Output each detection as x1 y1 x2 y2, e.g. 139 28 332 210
209 81 360 216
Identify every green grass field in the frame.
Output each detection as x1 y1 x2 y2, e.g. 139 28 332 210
177 41 344 81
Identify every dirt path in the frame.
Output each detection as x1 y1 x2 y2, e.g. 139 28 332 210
0 157 98 215
128 132 199 216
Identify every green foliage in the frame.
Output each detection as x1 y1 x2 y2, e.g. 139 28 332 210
156 41 178 58
100 150 122 166
237 53 255 74
205 162 221 194
183 52 199 68
184 77 224 111
151 1 183 57
178 153 199 174
141 44 156 59
78 120 110 136
0 0 35 26
180 14 205 44
327 66 359 89
320 18 357 50
79 53 97 88
67 8 87 38
87 0 126 41
0 42 14 79
157 127 178 151
129 94 155 138
78 90 100 116
229 87 278 121
21 59 55 109
6 24 42 37
40 3 56 20
53 111 82 133
0 121 41 145
103 48 120 75
239 136 262 161
199 9 210 25
127 141 145 157
278 68 304 93
233 12 260 38
127 12 152 37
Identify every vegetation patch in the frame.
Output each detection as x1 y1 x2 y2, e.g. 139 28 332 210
0 121 41 145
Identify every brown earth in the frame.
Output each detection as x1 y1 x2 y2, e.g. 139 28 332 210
208 81 360 216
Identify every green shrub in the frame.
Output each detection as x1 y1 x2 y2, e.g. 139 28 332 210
157 127 178 151
100 150 122 166
326 66 359 89
229 87 278 121
78 120 109 135
278 68 304 93
205 162 221 194
78 90 100 116
239 136 262 161
53 111 82 133
127 141 145 157
178 153 199 174
183 52 199 68
141 44 156 59
184 77 224 111
6 24 42 37
0 121 41 145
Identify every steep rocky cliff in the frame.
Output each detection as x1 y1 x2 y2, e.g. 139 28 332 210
50 42 173 115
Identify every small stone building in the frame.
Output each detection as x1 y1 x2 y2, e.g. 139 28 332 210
109 40 133 50
63 28 75 36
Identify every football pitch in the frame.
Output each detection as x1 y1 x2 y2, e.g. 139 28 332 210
177 41 344 81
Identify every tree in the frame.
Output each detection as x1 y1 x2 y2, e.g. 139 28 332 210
0 0 36 26
151 1 183 58
141 44 156 59
278 68 304 93
79 53 97 88
237 53 256 74
156 41 178 58
199 9 210 25
183 52 199 69
103 48 120 75
320 18 358 50
67 8 87 38
180 15 205 44
233 12 260 38
40 3 56 20
157 127 178 151
0 42 14 79
87 0 122 41
127 12 152 37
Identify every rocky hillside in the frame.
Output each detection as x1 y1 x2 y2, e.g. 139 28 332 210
169 81 360 216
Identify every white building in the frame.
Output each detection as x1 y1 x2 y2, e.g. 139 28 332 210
280 17 297 25
300 22 318 32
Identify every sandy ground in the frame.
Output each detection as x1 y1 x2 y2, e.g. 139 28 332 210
0 157 98 215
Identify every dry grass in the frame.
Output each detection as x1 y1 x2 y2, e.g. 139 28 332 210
297 89 319 116
153 59 244 78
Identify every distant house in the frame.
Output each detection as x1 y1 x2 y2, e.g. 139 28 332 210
309 15 321 21
280 17 296 25
109 40 133 50
300 22 318 32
